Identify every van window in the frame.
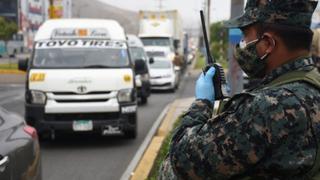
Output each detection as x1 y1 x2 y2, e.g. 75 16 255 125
32 40 130 68
129 47 148 61
141 37 172 47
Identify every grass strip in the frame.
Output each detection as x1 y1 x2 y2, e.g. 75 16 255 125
148 117 182 180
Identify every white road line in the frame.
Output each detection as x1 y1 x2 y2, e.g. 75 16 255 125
0 94 24 105
120 104 170 180
0 84 24 88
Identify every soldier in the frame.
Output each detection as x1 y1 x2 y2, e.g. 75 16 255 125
159 0 320 179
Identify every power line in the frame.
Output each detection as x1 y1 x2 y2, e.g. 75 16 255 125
155 0 165 10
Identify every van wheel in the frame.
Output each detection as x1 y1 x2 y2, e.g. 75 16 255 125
141 96 148 104
124 126 137 139
124 114 137 139
170 87 176 93
38 131 51 141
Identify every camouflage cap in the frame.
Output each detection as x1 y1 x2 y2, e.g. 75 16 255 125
225 0 318 29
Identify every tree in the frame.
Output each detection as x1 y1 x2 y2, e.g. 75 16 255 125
209 21 228 68
0 17 18 41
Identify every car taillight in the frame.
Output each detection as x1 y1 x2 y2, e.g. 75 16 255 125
23 125 38 139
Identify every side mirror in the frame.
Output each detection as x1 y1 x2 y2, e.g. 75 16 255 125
18 58 28 71
149 57 154 64
135 59 148 75
174 40 180 50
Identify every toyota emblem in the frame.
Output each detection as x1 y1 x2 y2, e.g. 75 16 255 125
77 86 87 94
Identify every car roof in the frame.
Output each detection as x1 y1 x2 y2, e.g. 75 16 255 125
35 19 126 41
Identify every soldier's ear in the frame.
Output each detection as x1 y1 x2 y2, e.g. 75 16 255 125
261 33 276 54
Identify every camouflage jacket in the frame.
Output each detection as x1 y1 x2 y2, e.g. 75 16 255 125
159 57 320 180
313 56 320 71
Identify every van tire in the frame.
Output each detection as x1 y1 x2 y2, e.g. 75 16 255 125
124 114 137 139
38 131 51 141
141 96 148 104
124 126 137 139
170 88 176 93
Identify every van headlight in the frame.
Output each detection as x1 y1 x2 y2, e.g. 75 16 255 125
30 90 46 104
117 89 134 103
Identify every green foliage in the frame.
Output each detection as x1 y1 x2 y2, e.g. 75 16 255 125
148 117 182 180
0 17 18 41
194 52 205 70
209 21 228 68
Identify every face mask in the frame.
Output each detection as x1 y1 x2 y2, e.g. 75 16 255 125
234 38 269 78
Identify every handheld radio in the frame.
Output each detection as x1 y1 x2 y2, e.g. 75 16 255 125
200 10 228 100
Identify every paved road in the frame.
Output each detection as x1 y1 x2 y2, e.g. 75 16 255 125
0 70 198 180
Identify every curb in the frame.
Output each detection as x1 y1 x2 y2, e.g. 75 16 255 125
128 98 194 180
120 104 171 180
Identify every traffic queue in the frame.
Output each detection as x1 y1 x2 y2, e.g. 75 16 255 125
0 9 189 178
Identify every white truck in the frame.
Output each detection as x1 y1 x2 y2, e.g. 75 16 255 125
138 10 184 64
18 19 146 139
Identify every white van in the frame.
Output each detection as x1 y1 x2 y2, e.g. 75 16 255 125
19 19 142 139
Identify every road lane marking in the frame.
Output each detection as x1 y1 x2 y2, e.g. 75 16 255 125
0 94 24 105
120 104 170 180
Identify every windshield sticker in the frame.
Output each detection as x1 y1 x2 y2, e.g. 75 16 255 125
52 28 110 39
35 40 127 49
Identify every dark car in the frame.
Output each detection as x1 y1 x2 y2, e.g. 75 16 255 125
0 108 41 180
128 34 151 104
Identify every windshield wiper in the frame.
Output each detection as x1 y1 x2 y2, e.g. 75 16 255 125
82 65 113 69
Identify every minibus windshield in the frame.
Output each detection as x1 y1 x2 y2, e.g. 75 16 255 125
32 40 130 68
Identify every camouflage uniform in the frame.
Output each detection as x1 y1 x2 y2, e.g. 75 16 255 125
159 0 320 179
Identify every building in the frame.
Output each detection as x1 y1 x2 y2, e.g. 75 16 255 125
19 0 72 49
0 0 18 23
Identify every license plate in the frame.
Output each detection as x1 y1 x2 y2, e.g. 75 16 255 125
72 120 93 132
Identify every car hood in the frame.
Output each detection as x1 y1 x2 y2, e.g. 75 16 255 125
0 107 24 132
149 69 173 78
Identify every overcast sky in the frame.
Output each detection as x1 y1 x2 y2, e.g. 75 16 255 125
98 0 231 27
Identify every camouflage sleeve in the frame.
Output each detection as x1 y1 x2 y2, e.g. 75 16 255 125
168 88 310 179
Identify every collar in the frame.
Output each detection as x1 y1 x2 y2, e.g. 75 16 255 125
261 56 315 85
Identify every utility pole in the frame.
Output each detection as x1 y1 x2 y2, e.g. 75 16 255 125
156 0 164 10
227 0 245 95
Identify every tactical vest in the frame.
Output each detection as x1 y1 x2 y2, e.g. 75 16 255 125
217 68 320 179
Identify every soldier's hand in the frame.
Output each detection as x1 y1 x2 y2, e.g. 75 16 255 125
195 67 216 103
